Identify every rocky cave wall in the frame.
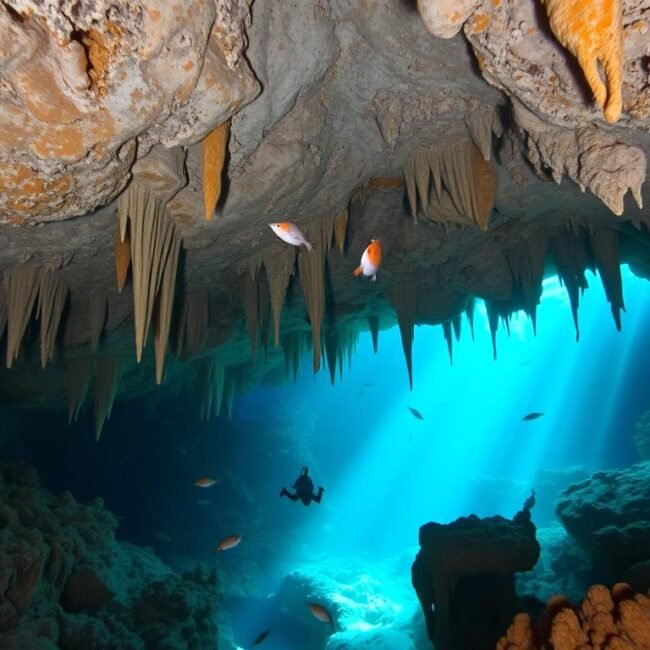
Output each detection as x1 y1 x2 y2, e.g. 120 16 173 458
0 0 649 426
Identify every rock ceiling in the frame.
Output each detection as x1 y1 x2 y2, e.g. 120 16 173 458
0 0 649 432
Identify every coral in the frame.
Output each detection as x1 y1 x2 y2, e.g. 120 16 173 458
498 583 650 649
3 266 40 368
0 462 220 648
541 0 623 123
403 141 496 230
412 499 540 650
201 119 231 221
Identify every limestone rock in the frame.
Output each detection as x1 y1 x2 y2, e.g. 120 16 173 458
0 0 259 223
416 0 482 38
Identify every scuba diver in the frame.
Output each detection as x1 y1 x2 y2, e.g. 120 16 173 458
280 466 324 506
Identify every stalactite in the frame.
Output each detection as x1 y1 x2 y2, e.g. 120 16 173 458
442 320 453 365
590 229 625 330
94 356 122 441
153 229 181 384
66 357 94 424
451 313 462 341
89 294 107 352
242 259 262 360
201 119 231 221
37 270 68 369
117 181 182 372
465 107 496 162
224 365 243 420
403 142 496 230
0 282 7 343
263 247 297 348
465 297 475 341
542 0 623 123
334 208 349 255
550 231 590 341
298 218 335 373
367 315 380 353
197 357 225 421
324 327 339 385
282 331 309 381
176 292 209 359
4 266 40 369
506 234 548 335
388 284 417 389
485 299 500 360
259 283 271 360
115 227 131 293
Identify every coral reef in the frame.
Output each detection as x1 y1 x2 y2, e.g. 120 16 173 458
411 498 540 650
497 583 650 649
0 462 220 648
556 462 650 581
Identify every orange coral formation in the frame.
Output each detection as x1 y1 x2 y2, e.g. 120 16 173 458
201 119 231 221
498 584 650 649
542 0 623 123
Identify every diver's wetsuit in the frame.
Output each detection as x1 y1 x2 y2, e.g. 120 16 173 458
280 467 324 506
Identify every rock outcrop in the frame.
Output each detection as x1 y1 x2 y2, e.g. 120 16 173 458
411 497 540 650
0 462 220 648
556 462 650 581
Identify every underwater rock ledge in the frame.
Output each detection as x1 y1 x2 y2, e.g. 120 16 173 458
0 461 220 649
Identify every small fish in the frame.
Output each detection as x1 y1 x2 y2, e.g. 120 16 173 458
408 406 424 420
195 499 211 506
194 477 218 488
269 222 313 251
308 602 333 625
215 534 242 551
353 238 383 282
252 629 271 646
522 412 544 421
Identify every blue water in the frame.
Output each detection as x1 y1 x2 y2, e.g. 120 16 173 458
2 266 650 648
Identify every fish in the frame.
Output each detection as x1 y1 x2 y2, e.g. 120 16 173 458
252 629 271 646
194 477 218 488
408 406 424 420
268 222 313 251
195 499 211 506
522 412 544 421
308 602 333 625
215 534 242 551
353 238 383 282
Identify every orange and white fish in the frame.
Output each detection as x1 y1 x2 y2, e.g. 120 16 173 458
353 238 383 282
307 602 333 625
215 534 242 551
269 222 313 251
194 477 218 488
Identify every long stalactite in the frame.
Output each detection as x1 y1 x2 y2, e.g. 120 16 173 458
37 270 68 369
94 356 122 441
66 357 94 424
388 284 417 389
263 247 296 349
3 266 40 369
89 294 107 353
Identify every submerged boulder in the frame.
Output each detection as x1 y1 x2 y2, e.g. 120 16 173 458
556 462 650 581
412 498 540 650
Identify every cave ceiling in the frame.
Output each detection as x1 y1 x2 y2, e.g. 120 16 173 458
0 0 649 427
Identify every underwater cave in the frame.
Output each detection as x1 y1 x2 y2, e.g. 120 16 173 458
1 0 650 649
